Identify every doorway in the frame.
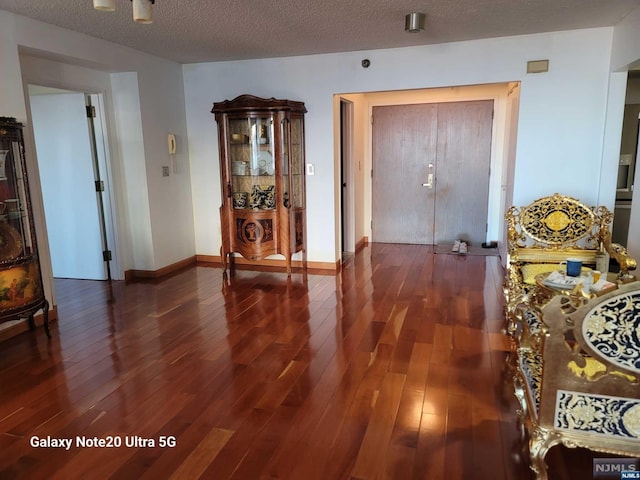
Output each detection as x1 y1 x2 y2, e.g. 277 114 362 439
613 75 639 246
28 86 115 280
371 100 494 245
340 99 355 260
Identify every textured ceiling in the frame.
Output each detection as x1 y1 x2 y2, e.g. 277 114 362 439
0 0 639 64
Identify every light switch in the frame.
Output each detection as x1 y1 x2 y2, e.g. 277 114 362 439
162 166 170 177
306 163 315 176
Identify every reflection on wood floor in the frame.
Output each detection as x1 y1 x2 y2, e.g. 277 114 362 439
0 244 607 479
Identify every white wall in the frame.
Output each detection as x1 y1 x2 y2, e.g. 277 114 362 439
511 34 615 207
110 71 155 271
0 13 26 118
0 10 194 276
599 72 628 211
611 6 640 71
184 27 621 264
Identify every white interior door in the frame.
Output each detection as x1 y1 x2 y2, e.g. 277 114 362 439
30 91 108 280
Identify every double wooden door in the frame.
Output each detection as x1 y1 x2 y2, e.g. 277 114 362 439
372 100 493 245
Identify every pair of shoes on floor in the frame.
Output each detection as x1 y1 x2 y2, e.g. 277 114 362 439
451 240 468 254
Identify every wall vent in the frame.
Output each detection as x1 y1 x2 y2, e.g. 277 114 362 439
527 59 549 74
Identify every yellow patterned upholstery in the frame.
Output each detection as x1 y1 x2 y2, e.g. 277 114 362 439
521 264 558 285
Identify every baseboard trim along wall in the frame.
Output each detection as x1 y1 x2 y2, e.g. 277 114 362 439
195 255 339 274
355 237 368 253
125 254 340 281
125 256 198 281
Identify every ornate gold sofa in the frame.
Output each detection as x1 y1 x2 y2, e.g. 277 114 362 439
512 282 640 479
504 193 637 337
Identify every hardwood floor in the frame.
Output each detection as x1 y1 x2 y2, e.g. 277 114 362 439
0 244 604 479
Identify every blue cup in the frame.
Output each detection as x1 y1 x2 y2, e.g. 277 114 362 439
561 258 582 277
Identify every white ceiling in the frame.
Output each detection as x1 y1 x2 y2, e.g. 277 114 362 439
1 0 639 64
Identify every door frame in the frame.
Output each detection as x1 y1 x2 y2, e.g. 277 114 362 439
86 93 116 280
340 99 355 258
366 87 507 249
335 83 520 259
25 84 120 281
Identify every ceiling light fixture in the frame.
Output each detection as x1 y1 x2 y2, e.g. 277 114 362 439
93 0 155 24
405 12 425 33
132 0 154 24
93 0 115 11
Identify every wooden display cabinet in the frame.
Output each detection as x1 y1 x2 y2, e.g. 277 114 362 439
212 95 307 274
0 117 49 337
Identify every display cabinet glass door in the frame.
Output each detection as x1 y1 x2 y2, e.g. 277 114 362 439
281 116 304 209
0 117 49 337
0 138 35 261
281 118 290 208
291 117 305 208
229 116 276 211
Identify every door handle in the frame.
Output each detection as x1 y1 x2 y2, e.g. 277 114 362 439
422 163 434 189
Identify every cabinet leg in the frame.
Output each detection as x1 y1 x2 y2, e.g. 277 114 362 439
220 246 228 274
